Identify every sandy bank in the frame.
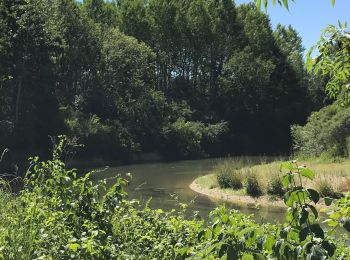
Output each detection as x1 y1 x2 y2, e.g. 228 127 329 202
190 177 286 209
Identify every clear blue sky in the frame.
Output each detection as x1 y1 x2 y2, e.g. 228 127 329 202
235 0 350 52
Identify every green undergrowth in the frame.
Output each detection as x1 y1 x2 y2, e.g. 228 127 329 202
1 138 350 259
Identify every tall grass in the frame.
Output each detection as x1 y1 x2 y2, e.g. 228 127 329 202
209 157 350 198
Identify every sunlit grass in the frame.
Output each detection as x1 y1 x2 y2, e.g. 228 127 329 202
198 158 350 197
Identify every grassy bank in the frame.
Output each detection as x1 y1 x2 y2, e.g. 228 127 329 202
191 158 350 206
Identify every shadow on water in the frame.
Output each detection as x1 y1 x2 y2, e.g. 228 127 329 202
91 157 287 224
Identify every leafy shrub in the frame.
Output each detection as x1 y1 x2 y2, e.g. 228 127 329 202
316 180 343 199
292 102 350 158
246 175 263 197
217 172 243 190
217 172 231 188
267 175 284 197
162 118 203 158
63 108 140 159
161 118 228 159
317 180 334 197
229 173 243 190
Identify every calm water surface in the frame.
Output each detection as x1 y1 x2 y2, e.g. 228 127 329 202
91 158 286 223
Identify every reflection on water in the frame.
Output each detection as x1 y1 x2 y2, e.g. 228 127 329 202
91 158 286 223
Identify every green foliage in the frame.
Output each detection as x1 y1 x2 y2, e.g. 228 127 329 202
161 118 228 159
162 119 203 158
279 161 341 259
246 175 263 197
217 171 243 190
267 175 285 197
83 0 118 26
327 192 350 236
292 101 350 158
0 139 127 258
65 111 113 137
0 0 315 158
256 0 348 109
317 180 335 198
216 4 309 154
1 139 350 258
273 24 304 78
117 0 150 42
316 180 343 199
307 22 350 104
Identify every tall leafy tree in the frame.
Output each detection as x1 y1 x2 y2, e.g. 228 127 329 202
0 0 61 149
218 4 308 153
83 0 118 26
117 0 151 43
274 24 304 77
53 0 102 107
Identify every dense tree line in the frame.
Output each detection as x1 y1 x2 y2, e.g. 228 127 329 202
0 0 325 161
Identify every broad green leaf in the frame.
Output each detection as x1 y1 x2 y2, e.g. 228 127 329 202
288 229 299 241
299 227 309 242
307 189 320 204
284 191 293 207
332 0 336 7
307 204 318 219
324 197 333 206
280 162 295 171
264 235 275 251
299 168 314 180
282 174 291 188
295 190 308 202
310 224 324 239
299 209 309 225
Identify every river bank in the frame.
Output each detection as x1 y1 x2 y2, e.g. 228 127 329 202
189 174 286 209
